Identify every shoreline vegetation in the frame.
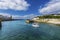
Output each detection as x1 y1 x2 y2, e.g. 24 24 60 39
26 14 60 25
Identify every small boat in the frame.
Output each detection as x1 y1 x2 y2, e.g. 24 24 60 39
32 23 39 27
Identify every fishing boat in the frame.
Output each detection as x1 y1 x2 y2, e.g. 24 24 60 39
32 23 39 27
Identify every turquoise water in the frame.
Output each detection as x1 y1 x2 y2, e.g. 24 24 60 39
0 20 60 40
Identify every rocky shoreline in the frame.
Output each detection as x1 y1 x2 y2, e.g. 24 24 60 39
26 19 60 25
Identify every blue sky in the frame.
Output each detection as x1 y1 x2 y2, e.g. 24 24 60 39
0 0 60 19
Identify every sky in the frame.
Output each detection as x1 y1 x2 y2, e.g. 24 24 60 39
0 0 60 19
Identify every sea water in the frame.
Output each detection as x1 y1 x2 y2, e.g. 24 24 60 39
0 20 60 40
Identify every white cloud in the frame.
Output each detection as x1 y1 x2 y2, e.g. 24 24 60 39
12 15 25 19
0 13 25 19
0 0 30 10
39 0 60 14
23 14 38 19
12 14 38 19
0 13 11 17
0 13 38 19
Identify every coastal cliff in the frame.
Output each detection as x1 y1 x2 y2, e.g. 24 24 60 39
32 18 60 24
26 14 60 24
